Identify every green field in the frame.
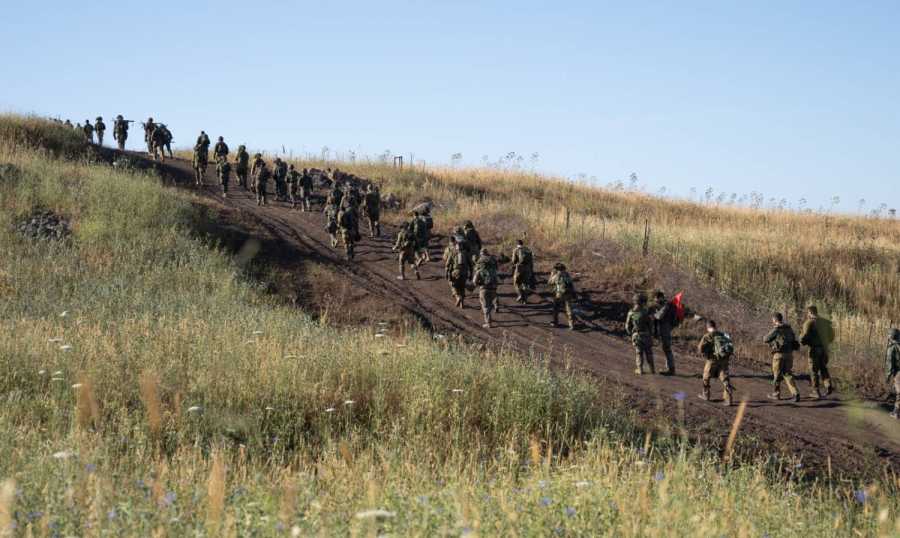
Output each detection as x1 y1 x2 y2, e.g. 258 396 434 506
1 116 897 536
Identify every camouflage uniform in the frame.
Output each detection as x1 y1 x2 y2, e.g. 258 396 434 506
95 118 106 146
412 214 430 264
213 139 229 164
363 186 381 236
272 159 288 201
234 146 250 189
217 160 232 197
473 252 499 328
652 296 677 375
143 119 156 153
764 322 801 400
886 330 900 418
511 244 535 303
298 170 314 212
159 125 173 158
799 315 834 398
463 223 482 267
392 224 420 280
113 116 129 151
548 266 576 330
326 185 343 212
193 132 210 185
83 121 94 143
626 302 655 374
325 205 340 248
337 206 359 261
250 154 265 193
698 330 734 405
151 126 168 162
444 240 469 307
254 163 270 206
455 227 474 277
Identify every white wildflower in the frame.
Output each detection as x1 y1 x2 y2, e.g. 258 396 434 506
291 526 301 537
48 337 62 343
354 509 396 520
53 370 63 376
265 406 275 411
71 383 83 389
38 370 46 375
575 481 591 488
252 330 263 335
187 406 202 413
52 450 74 460
325 407 336 413
59 345 72 351
344 400 355 405
59 311 68 317
451 389 464 394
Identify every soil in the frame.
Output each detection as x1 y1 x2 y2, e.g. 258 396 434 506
123 150 900 480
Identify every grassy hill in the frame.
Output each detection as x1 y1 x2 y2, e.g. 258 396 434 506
1 115 897 536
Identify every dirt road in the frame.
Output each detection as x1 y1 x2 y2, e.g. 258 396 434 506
154 155 900 477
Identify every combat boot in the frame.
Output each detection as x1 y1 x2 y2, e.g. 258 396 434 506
824 382 833 397
697 387 710 401
766 392 781 401
415 268 421 280
483 313 493 329
723 387 734 407
811 387 822 401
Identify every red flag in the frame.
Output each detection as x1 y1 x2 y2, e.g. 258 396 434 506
671 292 685 322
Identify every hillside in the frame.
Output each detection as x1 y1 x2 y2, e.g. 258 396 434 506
0 115 898 536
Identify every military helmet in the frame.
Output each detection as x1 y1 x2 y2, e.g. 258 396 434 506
148 117 153 121
238 144 245 150
96 116 102 121
554 262 566 271
254 153 262 158
480 248 489 255
891 328 900 342
116 114 123 119
218 136 223 141
464 220 474 228
454 226 464 234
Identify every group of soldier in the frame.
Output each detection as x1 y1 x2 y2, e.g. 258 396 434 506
82 118 900 419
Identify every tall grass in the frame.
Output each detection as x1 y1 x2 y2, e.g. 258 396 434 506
1 116 896 535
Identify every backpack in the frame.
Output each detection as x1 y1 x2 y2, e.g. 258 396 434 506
517 247 533 269
554 272 573 296
816 318 835 347
713 333 735 360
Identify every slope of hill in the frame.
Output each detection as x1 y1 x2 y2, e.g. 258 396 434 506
0 115 898 536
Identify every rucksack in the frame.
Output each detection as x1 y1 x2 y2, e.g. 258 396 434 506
816 318 835 346
517 247 533 268
713 333 735 360
555 272 573 296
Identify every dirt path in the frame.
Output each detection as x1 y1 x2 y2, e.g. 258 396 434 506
155 155 899 477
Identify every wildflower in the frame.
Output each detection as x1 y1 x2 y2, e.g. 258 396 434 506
344 400 355 405
275 522 285 532
52 450 73 460
374 333 386 338
538 480 548 488
451 389 464 394
53 370 63 376
59 311 68 317
434 334 446 339
48 338 62 343
252 330 263 335
291 526 301 537
395 343 407 348
85 463 97 473
187 406 202 413
854 489 867 504
71 383 83 389
59 345 72 351
354 509 396 520
540 497 553 507
38 370 46 375
654 471 665 482
107 507 118 520
163 491 176 506
574 481 591 488
265 406 275 411
51 378 64 383
27 511 43 521
325 407 336 413
565 506 577 517
673 391 687 401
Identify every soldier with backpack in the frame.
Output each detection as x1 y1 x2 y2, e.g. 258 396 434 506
363 184 381 236
143 117 156 153
626 294 655 375
325 205 340 248
463 221 482 267
799 305 834 399
82 120 94 143
652 291 680 375
95 117 106 146
326 182 343 211
250 153 265 194
234 145 250 189
444 235 469 308
298 169 314 212
412 211 430 265
454 226 475 277
548 263 576 330
392 222 420 280
511 239 536 304
764 313 802 402
473 248 500 328
254 160 270 206
697 319 735 406
217 159 232 198
113 115 129 150
337 205 359 261
213 136 229 164
272 158 288 201
886 328 900 419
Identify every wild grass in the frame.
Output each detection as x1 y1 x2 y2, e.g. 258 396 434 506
1 116 897 535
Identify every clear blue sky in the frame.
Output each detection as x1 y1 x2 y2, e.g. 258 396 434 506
3 1 899 212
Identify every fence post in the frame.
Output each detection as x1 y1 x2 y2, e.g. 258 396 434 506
642 219 651 257
565 207 571 232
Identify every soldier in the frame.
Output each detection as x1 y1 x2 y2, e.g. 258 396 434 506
886 328 900 419
473 248 500 328
217 159 232 198
626 294 655 374
213 136 229 164
192 138 208 185
337 205 359 261
444 235 469 308
250 153 265 193
286 164 300 209
151 125 168 162
511 239 535 303
763 312 801 402
697 319 735 406
799 305 834 399
297 168 314 212
196 130 211 150
548 262 576 330
143 117 156 153
159 125 174 158
234 145 250 189
455 226 474 277
362 184 381 236
95 116 106 146
64 119 73 128
271 158 287 201
392 222 420 280
463 221 482 265
422 207 434 260
412 211 430 265
325 204 340 248
254 160 270 206
82 119 94 143
113 115 129 151
326 182 343 211
652 291 678 376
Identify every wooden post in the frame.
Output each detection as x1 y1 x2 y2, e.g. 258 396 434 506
565 207 571 232
642 219 651 257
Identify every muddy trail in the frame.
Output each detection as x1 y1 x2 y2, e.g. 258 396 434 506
142 153 899 478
